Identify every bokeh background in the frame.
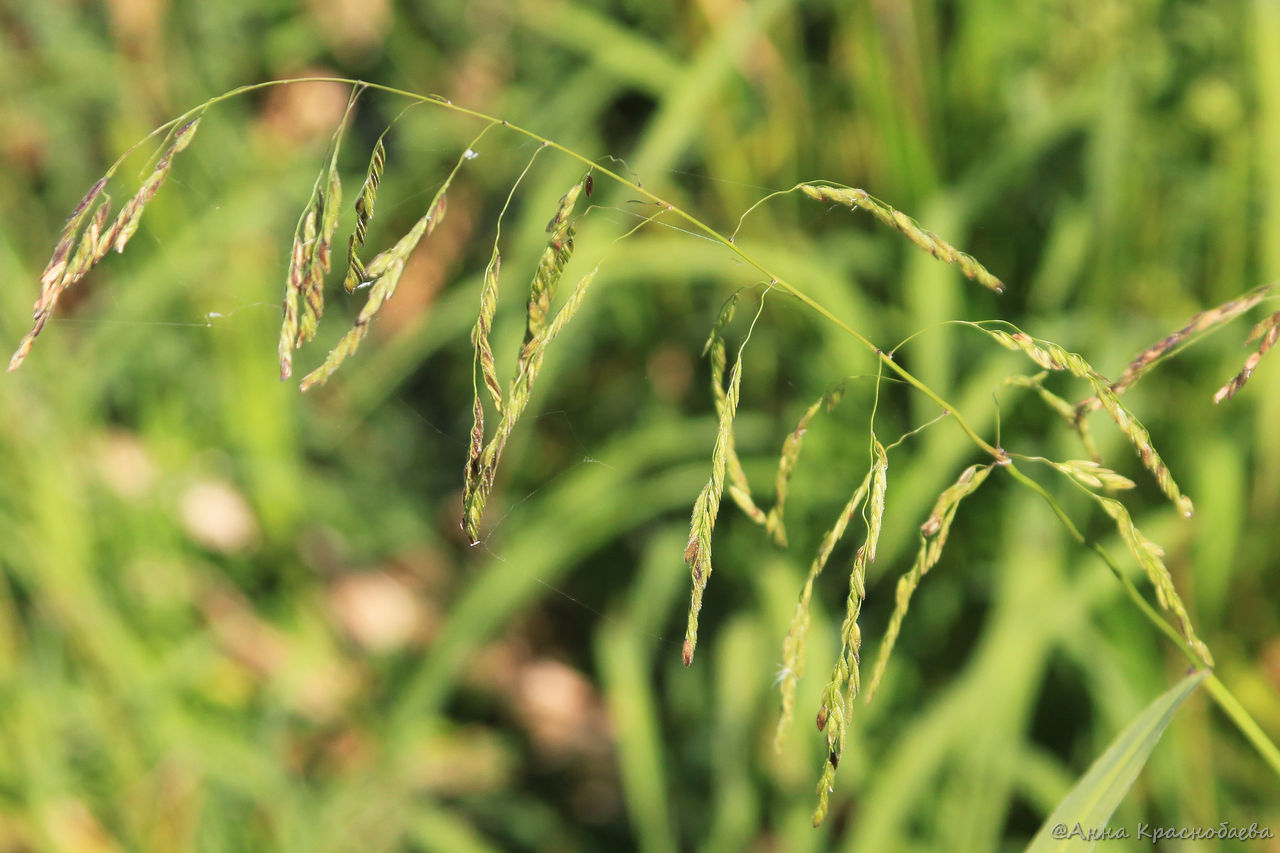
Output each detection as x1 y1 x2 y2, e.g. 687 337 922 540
2 1 1279 850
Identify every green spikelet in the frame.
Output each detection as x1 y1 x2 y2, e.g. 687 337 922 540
344 135 387 293
462 180 591 544
801 183 1004 294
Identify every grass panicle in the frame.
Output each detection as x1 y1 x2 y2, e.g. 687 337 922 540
518 183 582 376
15 78 1280 829
473 151 547 408
866 463 993 703
1215 309 1280 403
298 97 355 347
980 326 1194 518
9 115 202 372
462 180 588 545
682 295 766 667
463 152 545 514
109 116 203 256
800 183 1004 294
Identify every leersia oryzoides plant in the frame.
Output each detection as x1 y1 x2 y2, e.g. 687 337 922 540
10 78 1280 828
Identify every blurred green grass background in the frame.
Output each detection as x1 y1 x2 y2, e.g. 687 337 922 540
1 1 1278 850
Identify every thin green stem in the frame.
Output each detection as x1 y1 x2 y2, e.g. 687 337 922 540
1004 460 1280 773
1203 675 1280 777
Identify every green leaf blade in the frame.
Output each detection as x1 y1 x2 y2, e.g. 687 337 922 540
1027 670 1208 853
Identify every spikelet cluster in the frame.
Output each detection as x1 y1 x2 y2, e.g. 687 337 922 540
343 135 387 294
9 115 203 371
865 463 993 703
299 126 490 391
1105 277 1274 399
809 440 887 827
278 97 353 380
1094 496 1214 666
981 327 1193 518
1215 309 1280 403
681 293 777 666
775 468 873 749
983 325 1213 660
462 181 588 544
800 183 1004 294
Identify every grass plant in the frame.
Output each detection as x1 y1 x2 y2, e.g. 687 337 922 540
11 76 1280 837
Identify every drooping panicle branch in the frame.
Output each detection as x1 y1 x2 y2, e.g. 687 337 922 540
1094 496 1214 666
800 183 1005 294
809 440 887 827
10 114 203 372
682 293 769 667
774 464 872 748
462 179 589 544
1074 282 1279 413
979 326 1194 519
1215 310 1280 403
299 123 489 391
866 463 993 703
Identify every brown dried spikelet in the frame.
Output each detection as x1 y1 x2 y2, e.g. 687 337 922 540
1074 282 1278 412
1215 310 1280 403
